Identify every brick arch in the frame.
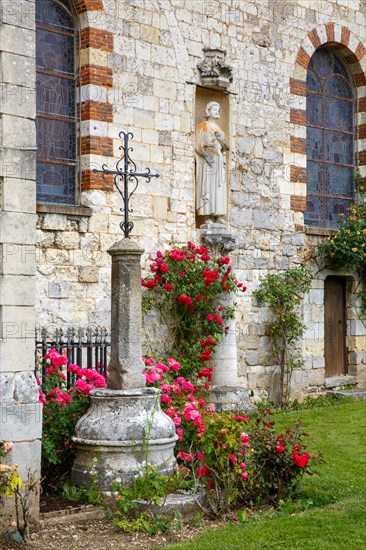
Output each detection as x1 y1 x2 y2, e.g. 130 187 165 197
65 0 115 191
289 25 366 221
73 0 104 13
295 24 366 84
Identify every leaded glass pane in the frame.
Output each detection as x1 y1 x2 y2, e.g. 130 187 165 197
306 47 355 229
37 162 76 204
325 164 354 196
324 98 353 131
307 128 323 161
324 75 352 99
306 69 321 92
334 56 351 81
36 27 74 75
326 197 352 228
36 0 73 31
307 161 323 193
306 93 322 127
36 0 77 205
324 131 353 165
37 117 76 162
312 49 334 78
37 73 75 118
304 194 324 227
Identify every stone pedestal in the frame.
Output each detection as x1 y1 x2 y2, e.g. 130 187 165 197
72 239 177 492
201 226 249 411
210 292 249 411
72 388 177 490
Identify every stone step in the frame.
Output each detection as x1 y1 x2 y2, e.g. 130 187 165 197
326 389 366 401
40 505 104 526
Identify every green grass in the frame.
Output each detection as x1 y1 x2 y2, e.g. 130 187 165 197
166 401 366 550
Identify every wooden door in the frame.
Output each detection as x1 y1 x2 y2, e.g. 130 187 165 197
324 277 347 377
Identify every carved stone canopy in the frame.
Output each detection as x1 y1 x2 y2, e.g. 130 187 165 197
197 47 233 91
200 223 237 257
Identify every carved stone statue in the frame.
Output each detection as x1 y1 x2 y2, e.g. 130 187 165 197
195 101 229 223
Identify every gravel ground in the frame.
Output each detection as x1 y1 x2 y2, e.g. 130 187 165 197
0 516 214 550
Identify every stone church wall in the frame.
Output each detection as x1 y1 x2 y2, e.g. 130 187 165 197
32 0 366 399
0 0 42 528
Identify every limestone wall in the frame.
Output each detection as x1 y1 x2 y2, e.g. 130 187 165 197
0 0 42 529
32 0 366 397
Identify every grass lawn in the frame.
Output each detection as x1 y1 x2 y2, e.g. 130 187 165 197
166 401 366 550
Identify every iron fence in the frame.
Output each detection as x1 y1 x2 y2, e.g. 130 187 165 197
35 326 110 388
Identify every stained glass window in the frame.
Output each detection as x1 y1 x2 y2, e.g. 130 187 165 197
305 48 355 229
36 0 78 204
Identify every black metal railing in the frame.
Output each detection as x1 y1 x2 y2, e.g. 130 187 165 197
35 326 110 388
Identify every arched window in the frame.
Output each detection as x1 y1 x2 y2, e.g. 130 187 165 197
36 0 78 204
305 47 355 229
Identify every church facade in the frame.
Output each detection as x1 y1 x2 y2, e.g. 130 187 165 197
0 0 365 523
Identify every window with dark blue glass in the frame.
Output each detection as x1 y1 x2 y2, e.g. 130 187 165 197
305 48 355 229
36 0 78 204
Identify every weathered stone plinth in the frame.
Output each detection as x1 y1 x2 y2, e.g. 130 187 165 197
72 237 177 493
211 301 249 411
210 385 250 412
72 387 177 491
200 226 250 410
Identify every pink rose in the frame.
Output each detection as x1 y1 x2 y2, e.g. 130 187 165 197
75 379 87 392
241 433 249 444
4 441 14 453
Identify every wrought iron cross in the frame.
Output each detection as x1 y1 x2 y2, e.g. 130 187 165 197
93 131 160 238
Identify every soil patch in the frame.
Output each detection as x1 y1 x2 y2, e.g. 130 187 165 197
40 496 85 514
0 516 214 550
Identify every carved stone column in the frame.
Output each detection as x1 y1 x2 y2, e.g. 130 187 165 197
72 239 177 493
107 239 146 390
201 227 249 411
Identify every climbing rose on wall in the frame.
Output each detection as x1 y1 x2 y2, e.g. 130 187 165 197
142 242 246 378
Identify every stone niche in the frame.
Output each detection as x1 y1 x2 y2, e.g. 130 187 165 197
194 86 230 229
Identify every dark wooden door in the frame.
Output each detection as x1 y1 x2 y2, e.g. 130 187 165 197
324 277 347 377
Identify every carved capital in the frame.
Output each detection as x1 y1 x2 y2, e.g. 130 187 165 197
197 47 233 91
200 224 237 257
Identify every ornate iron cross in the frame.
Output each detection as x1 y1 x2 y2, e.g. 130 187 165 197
93 131 160 238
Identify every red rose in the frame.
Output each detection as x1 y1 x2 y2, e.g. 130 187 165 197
178 295 193 305
142 279 156 288
292 450 310 468
276 445 285 454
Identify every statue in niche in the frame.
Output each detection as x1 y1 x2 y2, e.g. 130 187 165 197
195 101 229 223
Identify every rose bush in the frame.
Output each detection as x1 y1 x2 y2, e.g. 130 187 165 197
142 241 246 377
142 357 320 514
140 243 321 513
243 409 320 505
38 349 106 486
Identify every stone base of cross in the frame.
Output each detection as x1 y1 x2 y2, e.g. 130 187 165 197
71 238 177 492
